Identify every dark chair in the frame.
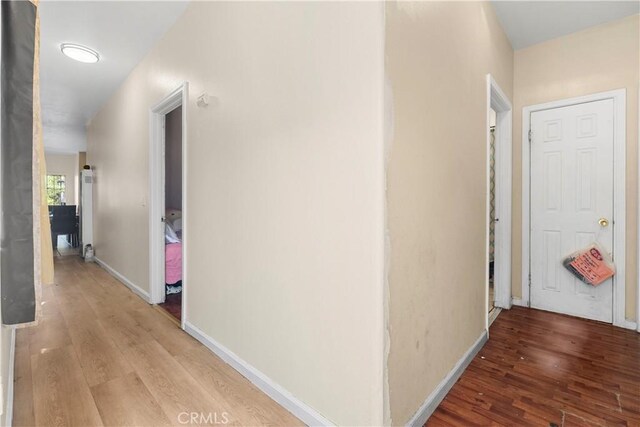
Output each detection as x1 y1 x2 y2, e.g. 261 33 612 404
49 205 79 250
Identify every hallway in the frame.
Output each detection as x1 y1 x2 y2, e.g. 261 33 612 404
428 307 640 426
13 256 301 426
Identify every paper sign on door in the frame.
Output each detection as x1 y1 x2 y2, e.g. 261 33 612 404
562 243 615 286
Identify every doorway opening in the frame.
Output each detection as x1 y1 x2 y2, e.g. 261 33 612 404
485 75 513 328
158 105 183 322
149 82 188 328
488 108 497 315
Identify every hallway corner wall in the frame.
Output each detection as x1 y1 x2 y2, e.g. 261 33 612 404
384 1 514 424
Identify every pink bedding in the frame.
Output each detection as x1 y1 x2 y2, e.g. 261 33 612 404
165 242 182 285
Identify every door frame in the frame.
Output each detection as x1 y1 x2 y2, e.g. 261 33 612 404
485 74 513 331
149 82 189 329
521 88 628 329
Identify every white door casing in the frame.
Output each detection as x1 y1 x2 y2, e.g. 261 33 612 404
530 99 614 322
485 74 513 332
149 82 188 329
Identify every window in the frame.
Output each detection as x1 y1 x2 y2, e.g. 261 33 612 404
46 174 66 205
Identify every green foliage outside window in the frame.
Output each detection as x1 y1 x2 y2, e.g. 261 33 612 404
46 174 66 205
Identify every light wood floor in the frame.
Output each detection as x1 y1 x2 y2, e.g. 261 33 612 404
14 255 302 427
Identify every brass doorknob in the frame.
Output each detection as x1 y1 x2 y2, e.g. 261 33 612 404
599 218 609 227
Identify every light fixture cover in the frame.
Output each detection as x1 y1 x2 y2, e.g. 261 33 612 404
60 43 100 63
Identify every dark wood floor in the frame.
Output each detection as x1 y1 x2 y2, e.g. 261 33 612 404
158 291 182 321
428 307 640 426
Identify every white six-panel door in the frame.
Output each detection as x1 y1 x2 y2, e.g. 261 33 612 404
530 99 614 322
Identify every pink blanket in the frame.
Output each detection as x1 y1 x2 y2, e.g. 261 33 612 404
165 242 182 285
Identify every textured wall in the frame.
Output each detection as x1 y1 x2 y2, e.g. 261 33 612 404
385 2 514 423
87 2 385 424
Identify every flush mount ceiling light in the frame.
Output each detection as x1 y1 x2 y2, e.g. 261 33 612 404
60 43 100 63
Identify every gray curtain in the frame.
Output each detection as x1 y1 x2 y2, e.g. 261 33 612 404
1 0 36 325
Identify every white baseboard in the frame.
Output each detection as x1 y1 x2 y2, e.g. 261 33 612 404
406 330 488 427
4 328 16 426
511 297 638 332
488 308 502 327
619 319 638 331
511 297 526 307
94 257 151 304
184 321 333 426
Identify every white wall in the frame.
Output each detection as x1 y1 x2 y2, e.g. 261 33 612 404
87 2 385 425
44 152 79 206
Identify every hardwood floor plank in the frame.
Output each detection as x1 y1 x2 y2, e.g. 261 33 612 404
123 340 232 426
563 412 607 427
64 318 133 387
54 281 133 387
90 372 172 427
127 306 200 357
39 285 62 318
92 304 154 353
428 307 640 426
31 345 103 427
13 329 35 427
176 345 303 426
28 311 72 356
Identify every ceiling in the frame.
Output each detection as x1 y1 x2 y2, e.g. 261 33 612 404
39 1 189 153
38 1 640 153
492 1 640 50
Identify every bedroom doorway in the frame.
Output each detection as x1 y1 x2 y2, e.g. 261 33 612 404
149 83 188 328
159 105 183 322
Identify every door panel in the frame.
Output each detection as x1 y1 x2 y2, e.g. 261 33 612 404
530 99 614 322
